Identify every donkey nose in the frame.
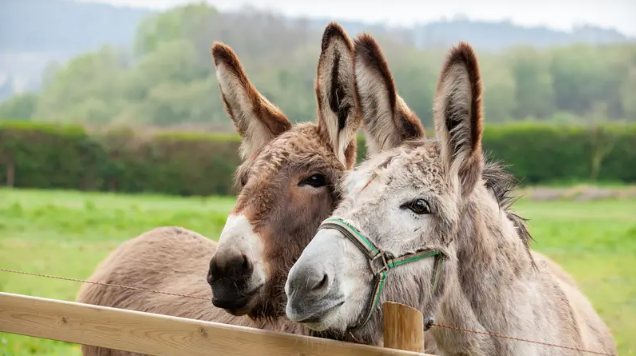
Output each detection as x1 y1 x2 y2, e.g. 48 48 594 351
208 250 253 284
286 262 336 323
285 229 344 323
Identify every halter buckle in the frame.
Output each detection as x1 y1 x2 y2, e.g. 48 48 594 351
369 252 389 275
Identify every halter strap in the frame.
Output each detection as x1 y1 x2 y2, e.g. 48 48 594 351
319 218 444 329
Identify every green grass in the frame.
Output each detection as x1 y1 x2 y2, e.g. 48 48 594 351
514 200 636 356
1 189 635 355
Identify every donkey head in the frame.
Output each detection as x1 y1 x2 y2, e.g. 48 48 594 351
286 39 490 337
207 23 362 318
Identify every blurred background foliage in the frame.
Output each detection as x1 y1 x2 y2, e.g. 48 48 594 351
1 2 636 128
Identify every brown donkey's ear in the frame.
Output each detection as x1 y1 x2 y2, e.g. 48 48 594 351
315 23 361 169
212 42 292 160
434 42 484 197
354 33 425 156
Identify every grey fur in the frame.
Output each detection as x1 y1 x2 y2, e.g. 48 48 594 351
285 41 616 356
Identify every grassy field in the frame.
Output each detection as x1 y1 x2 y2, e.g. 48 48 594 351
0 188 635 356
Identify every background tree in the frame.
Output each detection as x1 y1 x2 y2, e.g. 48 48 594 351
0 92 38 120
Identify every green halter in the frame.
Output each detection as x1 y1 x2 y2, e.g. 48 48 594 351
318 218 444 329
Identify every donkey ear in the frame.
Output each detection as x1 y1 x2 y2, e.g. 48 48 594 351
212 42 292 160
433 42 484 197
315 23 361 169
354 33 425 156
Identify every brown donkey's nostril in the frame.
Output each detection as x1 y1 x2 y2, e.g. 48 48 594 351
207 256 219 286
208 251 253 284
241 254 252 273
229 253 252 278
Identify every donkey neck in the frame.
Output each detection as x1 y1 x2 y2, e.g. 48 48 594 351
456 190 535 301
430 189 537 355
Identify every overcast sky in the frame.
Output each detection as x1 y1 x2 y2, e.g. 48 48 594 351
81 0 636 37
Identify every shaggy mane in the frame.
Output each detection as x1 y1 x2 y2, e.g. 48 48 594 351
482 158 535 266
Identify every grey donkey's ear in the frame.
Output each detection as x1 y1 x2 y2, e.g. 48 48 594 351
434 42 484 197
354 33 425 156
212 42 292 160
315 22 362 169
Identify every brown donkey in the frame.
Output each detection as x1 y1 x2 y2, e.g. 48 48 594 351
286 38 617 355
77 23 367 356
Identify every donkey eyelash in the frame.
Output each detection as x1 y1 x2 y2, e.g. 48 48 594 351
400 198 433 215
239 172 251 187
298 174 328 188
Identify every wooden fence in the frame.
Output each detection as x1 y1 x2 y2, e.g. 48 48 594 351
0 292 433 355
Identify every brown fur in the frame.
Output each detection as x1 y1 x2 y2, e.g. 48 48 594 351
227 123 353 319
212 43 292 159
76 23 362 356
77 227 310 356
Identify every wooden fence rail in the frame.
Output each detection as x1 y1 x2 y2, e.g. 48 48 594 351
0 292 433 356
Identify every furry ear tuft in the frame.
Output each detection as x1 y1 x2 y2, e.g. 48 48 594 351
314 23 362 168
433 42 484 196
354 33 425 156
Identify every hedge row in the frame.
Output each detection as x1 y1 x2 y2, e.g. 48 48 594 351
482 123 636 184
0 122 241 196
1 121 635 196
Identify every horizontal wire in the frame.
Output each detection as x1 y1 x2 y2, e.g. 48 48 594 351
429 323 615 356
0 268 209 301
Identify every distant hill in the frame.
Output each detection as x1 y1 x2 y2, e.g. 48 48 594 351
0 0 150 99
0 0 634 101
0 0 150 53
303 16 633 50
1 1 632 55
410 19 633 49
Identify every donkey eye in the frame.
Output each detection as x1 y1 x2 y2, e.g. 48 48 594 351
240 174 249 187
299 174 327 188
402 199 431 215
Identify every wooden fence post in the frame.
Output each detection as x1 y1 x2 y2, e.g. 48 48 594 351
382 302 424 353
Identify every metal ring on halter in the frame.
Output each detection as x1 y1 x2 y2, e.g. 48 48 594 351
424 316 435 331
370 252 389 275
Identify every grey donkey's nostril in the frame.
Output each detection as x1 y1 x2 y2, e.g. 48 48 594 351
311 273 329 292
286 262 338 323
290 265 332 301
